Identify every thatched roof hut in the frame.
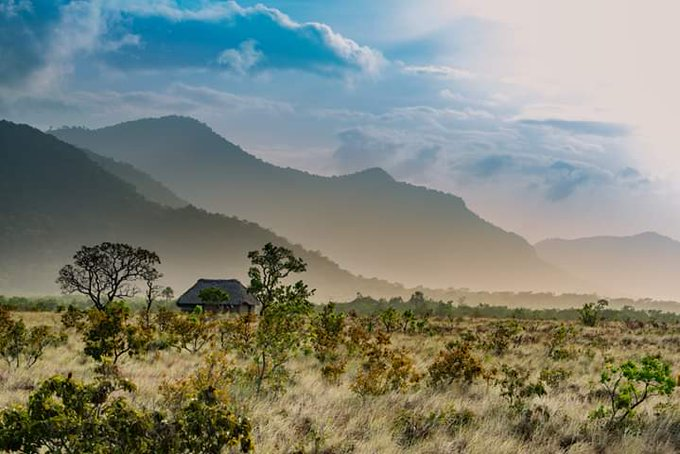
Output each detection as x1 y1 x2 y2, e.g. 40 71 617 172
176 279 260 313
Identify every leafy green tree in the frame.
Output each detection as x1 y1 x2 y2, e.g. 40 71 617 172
579 299 609 327
252 287 312 394
82 302 151 364
591 355 676 426
247 243 308 315
379 307 400 333
57 242 161 311
198 287 231 310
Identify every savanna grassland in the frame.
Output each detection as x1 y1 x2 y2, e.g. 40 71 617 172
1 302 680 454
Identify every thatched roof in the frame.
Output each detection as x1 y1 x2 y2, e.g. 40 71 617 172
176 279 260 308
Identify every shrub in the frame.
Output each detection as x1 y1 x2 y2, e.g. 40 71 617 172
81 302 152 363
379 307 400 333
590 355 676 427
547 323 577 360
166 306 217 354
0 307 66 369
484 321 523 356
428 341 483 387
311 303 347 383
251 292 312 394
351 332 421 397
392 407 474 447
539 367 572 389
60 305 85 330
0 373 253 453
219 312 257 357
579 299 608 327
496 365 546 411
392 409 441 447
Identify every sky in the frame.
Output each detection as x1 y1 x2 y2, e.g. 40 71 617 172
1 0 679 242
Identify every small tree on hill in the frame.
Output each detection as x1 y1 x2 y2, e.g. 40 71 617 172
247 242 307 315
57 242 161 311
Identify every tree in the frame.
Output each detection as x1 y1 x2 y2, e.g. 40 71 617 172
82 302 151 364
0 308 66 369
142 268 163 329
409 291 426 305
579 299 609 327
57 242 161 311
198 287 231 311
252 284 313 394
247 243 308 315
161 286 175 301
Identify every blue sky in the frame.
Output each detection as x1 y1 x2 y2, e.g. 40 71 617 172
2 0 679 241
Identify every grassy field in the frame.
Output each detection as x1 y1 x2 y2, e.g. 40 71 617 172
1 307 680 453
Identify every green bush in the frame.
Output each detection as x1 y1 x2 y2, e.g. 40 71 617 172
0 374 253 453
495 365 546 411
428 341 483 386
579 299 608 327
590 355 676 427
81 302 152 363
0 307 66 369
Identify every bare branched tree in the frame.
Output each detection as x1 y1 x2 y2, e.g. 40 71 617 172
57 242 161 311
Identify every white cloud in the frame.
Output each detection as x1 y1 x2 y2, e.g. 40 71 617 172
401 64 475 80
218 40 263 74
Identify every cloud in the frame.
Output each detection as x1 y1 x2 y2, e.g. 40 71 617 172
541 160 606 201
0 0 385 91
103 1 385 77
333 129 401 172
401 63 475 80
518 118 631 137
467 154 514 178
0 0 63 87
217 39 263 74
0 82 295 129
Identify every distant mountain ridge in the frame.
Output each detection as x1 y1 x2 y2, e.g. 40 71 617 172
53 116 577 292
0 120 404 301
84 150 188 208
535 232 680 300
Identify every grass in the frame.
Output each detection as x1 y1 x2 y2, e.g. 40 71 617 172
3 309 680 453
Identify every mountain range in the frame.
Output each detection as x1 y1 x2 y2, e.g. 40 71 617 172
0 120 404 301
52 116 574 292
3 115 680 303
536 232 680 300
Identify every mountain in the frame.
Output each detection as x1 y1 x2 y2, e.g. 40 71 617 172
535 232 680 300
53 116 575 292
84 150 188 209
0 120 404 301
